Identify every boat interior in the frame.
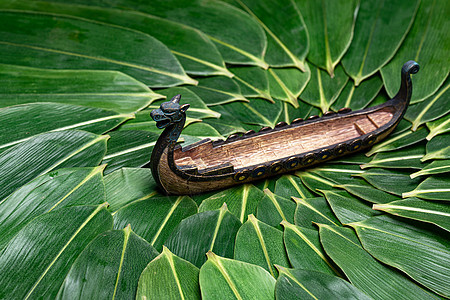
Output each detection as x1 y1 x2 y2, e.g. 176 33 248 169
173 106 395 174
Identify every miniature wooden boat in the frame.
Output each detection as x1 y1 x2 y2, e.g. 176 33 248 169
150 61 419 195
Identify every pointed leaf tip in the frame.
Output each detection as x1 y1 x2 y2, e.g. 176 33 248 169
124 223 132 232
248 214 257 222
274 264 287 273
220 202 229 211
206 251 216 260
280 220 289 227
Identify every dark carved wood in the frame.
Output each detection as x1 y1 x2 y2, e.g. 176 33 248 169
149 61 419 195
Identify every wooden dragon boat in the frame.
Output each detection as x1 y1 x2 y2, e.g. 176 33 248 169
150 61 419 195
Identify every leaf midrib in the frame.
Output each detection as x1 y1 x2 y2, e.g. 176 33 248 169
167 251 186 300
235 0 305 71
414 0 436 61
287 175 307 198
284 222 331 266
352 223 450 253
150 196 184 246
249 216 274 276
265 191 287 221
0 41 192 82
366 129 418 156
103 142 156 160
0 114 131 150
207 36 268 69
209 206 227 252
47 165 105 212
269 69 299 108
112 227 131 300
240 186 249 223
42 134 109 176
374 204 450 218
24 203 108 299
412 83 450 130
365 154 423 165
355 0 383 82
281 268 318 300
294 197 339 226
209 255 243 300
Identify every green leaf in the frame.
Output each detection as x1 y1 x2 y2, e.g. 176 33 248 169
0 103 131 151
296 171 342 193
281 221 337 275
404 80 450 130
373 198 450 232
426 115 450 140
268 67 311 108
212 98 283 128
0 166 105 250
203 112 247 136
182 122 225 141
334 183 401 204
199 184 265 223
422 133 450 161
274 175 315 199
137 246 201 300
0 130 107 201
276 100 322 124
318 224 435 300
234 0 308 70
102 130 159 175
402 175 450 201
113 196 198 252
300 64 348 112
149 0 269 68
256 189 296 229
104 168 157 213
186 76 247 106
365 126 429 156
0 0 231 77
0 10 195 87
308 164 366 185
0 64 163 113
165 204 241 267
234 215 290 277
410 159 450 178
199 252 276 300
355 168 422 196
341 0 420 85
293 196 341 229
368 90 390 107
275 267 371 300
57 226 158 300
253 177 277 193
294 0 358 76
381 0 450 103
350 216 450 297
361 144 425 169
331 75 383 111
320 189 381 224
332 152 372 165
391 118 416 134
230 66 272 101
0 204 113 299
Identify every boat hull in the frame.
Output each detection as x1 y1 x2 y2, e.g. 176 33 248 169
150 61 419 195
156 101 403 195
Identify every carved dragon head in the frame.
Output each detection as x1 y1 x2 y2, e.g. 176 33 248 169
150 94 190 129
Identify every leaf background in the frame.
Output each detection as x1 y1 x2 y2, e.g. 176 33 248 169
0 0 449 299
